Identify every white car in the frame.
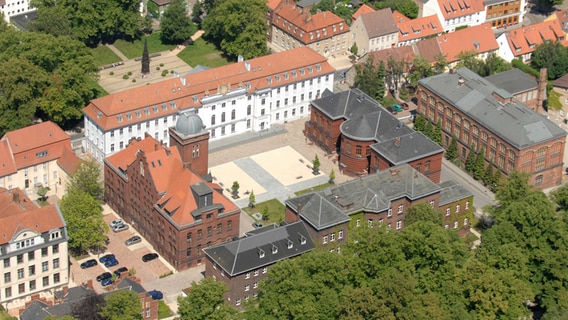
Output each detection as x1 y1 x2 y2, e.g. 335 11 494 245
110 219 124 229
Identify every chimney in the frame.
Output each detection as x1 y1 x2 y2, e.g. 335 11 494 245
394 137 401 147
536 68 547 114
458 77 465 86
13 192 19 204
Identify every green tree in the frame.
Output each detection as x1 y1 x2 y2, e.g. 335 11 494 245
465 145 476 174
376 0 419 19
405 203 442 226
376 61 387 103
531 41 568 80
329 169 336 184
446 136 458 160
414 114 426 132
248 190 256 207
60 189 107 254
177 278 236 320
191 0 203 23
350 42 358 56
456 50 481 72
202 0 268 59
473 146 485 181
161 0 195 44
423 120 433 139
483 162 495 188
313 155 321 170
432 120 442 145
408 56 433 88
0 309 17 320
71 291 105 320
434 53 448 74
231 181 240 194
480 53 512 76
550 184 568 212
67 158 104 200
534 0 564 12
354 56 379 98
29 5 74 38
547 83 563 111
99 290 142 320
386 55 404 92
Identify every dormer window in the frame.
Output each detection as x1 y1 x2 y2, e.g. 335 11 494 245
316 63 321 71
275 74 281 82
126 112 132 120
153 105 158 113
271 245 278 254
170 101 177 108
267 76 272 84
307 66 313 73
117 115 123 122
135 110 141 118
283 72 289 80
144 107 150 115
300 235 306 245
291 70 297 78
259 249 265 258
299 68 305 76
162 103 167 111
287 240 293 249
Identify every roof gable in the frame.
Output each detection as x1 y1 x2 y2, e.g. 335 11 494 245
352 3 375 21
437 23 499 62
360 8 398 38
394 11 443 42
504 20 565 57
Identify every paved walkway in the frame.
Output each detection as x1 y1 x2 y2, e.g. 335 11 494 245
107 44 128 61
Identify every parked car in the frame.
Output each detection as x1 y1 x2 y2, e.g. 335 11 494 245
252 222 263 229
99 254 115 263
104 258 119 268
401 102 409 110
411 97 418 104
80 259 98 269
386 106 397 115
392 104 403 112
147 290 163 300
96 272 112 282
142 253 159 262
113 224 129 233
109 219 124 229
114 267 128 278
125 236 142 246
101 277 114 287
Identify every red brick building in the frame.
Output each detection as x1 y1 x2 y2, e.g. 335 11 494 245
104 110 241 270
417 68 567 189
285 164 474 247
305 89 444 182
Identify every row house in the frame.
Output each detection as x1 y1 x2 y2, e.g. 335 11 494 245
423 0 486 32
83 47 335 163
436 23 499 68
203 221 316 308
271 5 350 57
0 121 81 197
305 89 445 182
417 68 566 189
0 188 69 312
104 111 241 270
394 11 443 47
285 164 474 244
351 8 399 55
496 19 565 63
484 0 527 28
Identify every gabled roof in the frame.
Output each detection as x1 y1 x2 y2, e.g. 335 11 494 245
394 11 443 42
367 46 416 72
436 23 498 63
555 9 568 31
267 0 286 10
203 221 316 276
414 37 443 64
371 132 444 165
116 278 146 294
0 140 16 177
105 136 239 228
56 146 82 176
0 121 72 171
484 68 538 95
273 5 349 45
352 3 375 21
359 8 398 38
0 188 66 246
503 20 565 57
438 0 484 20
418 68 567 149
553 73 568 89
286 164 442 228
83 47 335 132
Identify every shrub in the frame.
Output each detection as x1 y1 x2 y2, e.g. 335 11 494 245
156 66 160 71
127 71 132 76
109 71 114 75
123 74 129 80
170 70 174 74
132 79 136 82
159 271 173 278
159 63 164 67
161 70 168 77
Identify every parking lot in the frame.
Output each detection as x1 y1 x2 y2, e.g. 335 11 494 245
70 207 175 293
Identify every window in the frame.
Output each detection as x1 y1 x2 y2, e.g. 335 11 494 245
5 287 11 298
211 115 215 125
29 280 36 291
41 248 48 257
17 255 23 264
253 282 258 289
186 248 191 257
430 200 435 207
465 201 469 210
245 285 250 291
368 219 373 228
231 110 236 120
464 218 469 226
456 204 461 213
397 204 404 214
42 261 48 272
245 272 250 279
338 231 343 239
18 268 24 279
53 258 59 269
396 220 402 230
263 267 268 274
387 208 392 217
19 283 25 294
254 270 259 276
3 258 9 268
356 219 361 227
54 273 60 284
454 221 459 229
207 226 212 237
29 265 35 276
330 233 335 242
43 276 49 287
4 272 10 283
227 220 232 231
221 112 226 122
323 235 328 244
53 244 59 254
197 229 202 240
446 208 450 216
236 299 241 306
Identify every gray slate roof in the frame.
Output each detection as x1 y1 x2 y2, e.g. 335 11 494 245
484 68 538 95
21 286 97 320
438 180 474 206
116 278 146 294
203 221 316 276
312 88 442 161
286 164 442 229
360 8 398 38
418 68 566 149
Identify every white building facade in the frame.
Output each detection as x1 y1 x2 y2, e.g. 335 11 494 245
0 0 34 22
83 47 335 162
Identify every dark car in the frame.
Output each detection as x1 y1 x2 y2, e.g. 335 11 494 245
147 290 163 300
125 236 142 246
114 267 128 278
99 254 115 263
401 102 409 110
386 106 397 115
80 259 98 269
252 221 263 229
104 258 119 268
101 277 114 287
142 253 159 262
96 272 112 282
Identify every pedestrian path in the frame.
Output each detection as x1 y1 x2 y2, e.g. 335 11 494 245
106 44 129 62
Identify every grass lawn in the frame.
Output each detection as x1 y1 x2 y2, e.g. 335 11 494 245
177 38 231 68
85 77 108 98
243 199 286 226
113 33 176 59
295 182 334 196
157 301 172 319
92 46 122 67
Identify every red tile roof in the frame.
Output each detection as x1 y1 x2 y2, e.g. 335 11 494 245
267 0 286 11
57 146 82 176
273 5 349 45
83 47 335 132
0 121 72 171
504 20 565 58
415 37 443 64
367 46 416 72
352 4 375 21
437 23 498 63
106 136 239 227
0 188 65 245
438 0 484 20
0 141 17 177
394 11 443 43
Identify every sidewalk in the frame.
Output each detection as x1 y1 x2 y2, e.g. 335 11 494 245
106 44 129 62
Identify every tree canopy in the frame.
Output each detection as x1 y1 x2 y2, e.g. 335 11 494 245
531 41 568 80
99 290 142 320
177 278 237 320
201 0 268 59
160 0 195 44
0 27 97 135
